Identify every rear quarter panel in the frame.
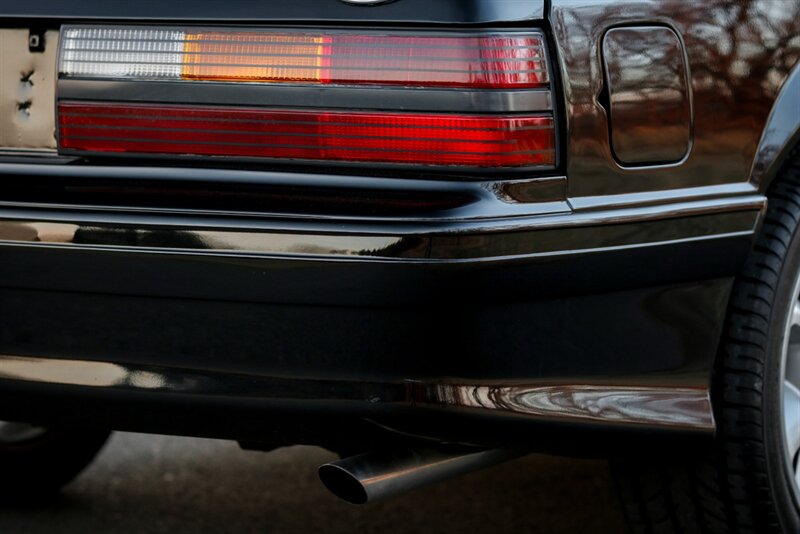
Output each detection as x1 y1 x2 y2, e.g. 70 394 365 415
550 0 800 197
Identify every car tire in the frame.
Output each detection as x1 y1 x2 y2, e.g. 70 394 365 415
0 422 110 504
612 149 800 534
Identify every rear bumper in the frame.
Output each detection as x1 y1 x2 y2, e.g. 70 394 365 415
0 164 766 447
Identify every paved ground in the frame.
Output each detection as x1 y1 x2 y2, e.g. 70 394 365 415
0 432 629 533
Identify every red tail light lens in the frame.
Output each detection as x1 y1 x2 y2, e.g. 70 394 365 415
59 103 556 168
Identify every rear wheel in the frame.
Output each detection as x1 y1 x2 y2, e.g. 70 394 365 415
613 151 800 533
0 421 110 504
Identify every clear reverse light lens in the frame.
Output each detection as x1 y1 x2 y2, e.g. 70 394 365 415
61 27 186 78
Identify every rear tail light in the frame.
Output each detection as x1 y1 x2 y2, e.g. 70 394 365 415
60 28 548 89
57 26 556 170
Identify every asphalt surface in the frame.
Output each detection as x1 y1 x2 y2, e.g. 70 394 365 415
0 432 629 533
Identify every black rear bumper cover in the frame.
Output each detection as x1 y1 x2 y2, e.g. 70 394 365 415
0 165 765 447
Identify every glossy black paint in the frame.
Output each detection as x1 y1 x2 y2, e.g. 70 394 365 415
752 62 800 193
550 0 800 196
601 26 691 165
0 0 545 25
0 274 731 445
0 163 761 446
0 0 798 451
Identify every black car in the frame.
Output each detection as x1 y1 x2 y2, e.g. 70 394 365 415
0 1 799 532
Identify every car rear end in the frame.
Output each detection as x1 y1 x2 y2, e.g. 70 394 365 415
0 0 763 452
6 2 800 531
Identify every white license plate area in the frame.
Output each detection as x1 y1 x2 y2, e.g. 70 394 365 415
0 29 58 152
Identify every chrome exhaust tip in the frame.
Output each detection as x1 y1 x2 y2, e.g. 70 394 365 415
319 447 522 504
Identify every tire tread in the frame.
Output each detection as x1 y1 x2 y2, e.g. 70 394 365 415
613 149 800 534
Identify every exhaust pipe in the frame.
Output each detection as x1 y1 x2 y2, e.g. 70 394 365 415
318 447 522 504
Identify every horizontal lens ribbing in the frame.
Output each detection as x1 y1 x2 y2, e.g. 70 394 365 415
59 103 555 168
59 27 549 89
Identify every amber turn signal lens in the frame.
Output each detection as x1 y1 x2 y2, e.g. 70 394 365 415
182 33 331 83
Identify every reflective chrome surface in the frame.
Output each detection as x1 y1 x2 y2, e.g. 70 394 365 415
319 447 521 504
0 163 570 221
425 383 713 431
552 0 800 195
602 26 691 165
